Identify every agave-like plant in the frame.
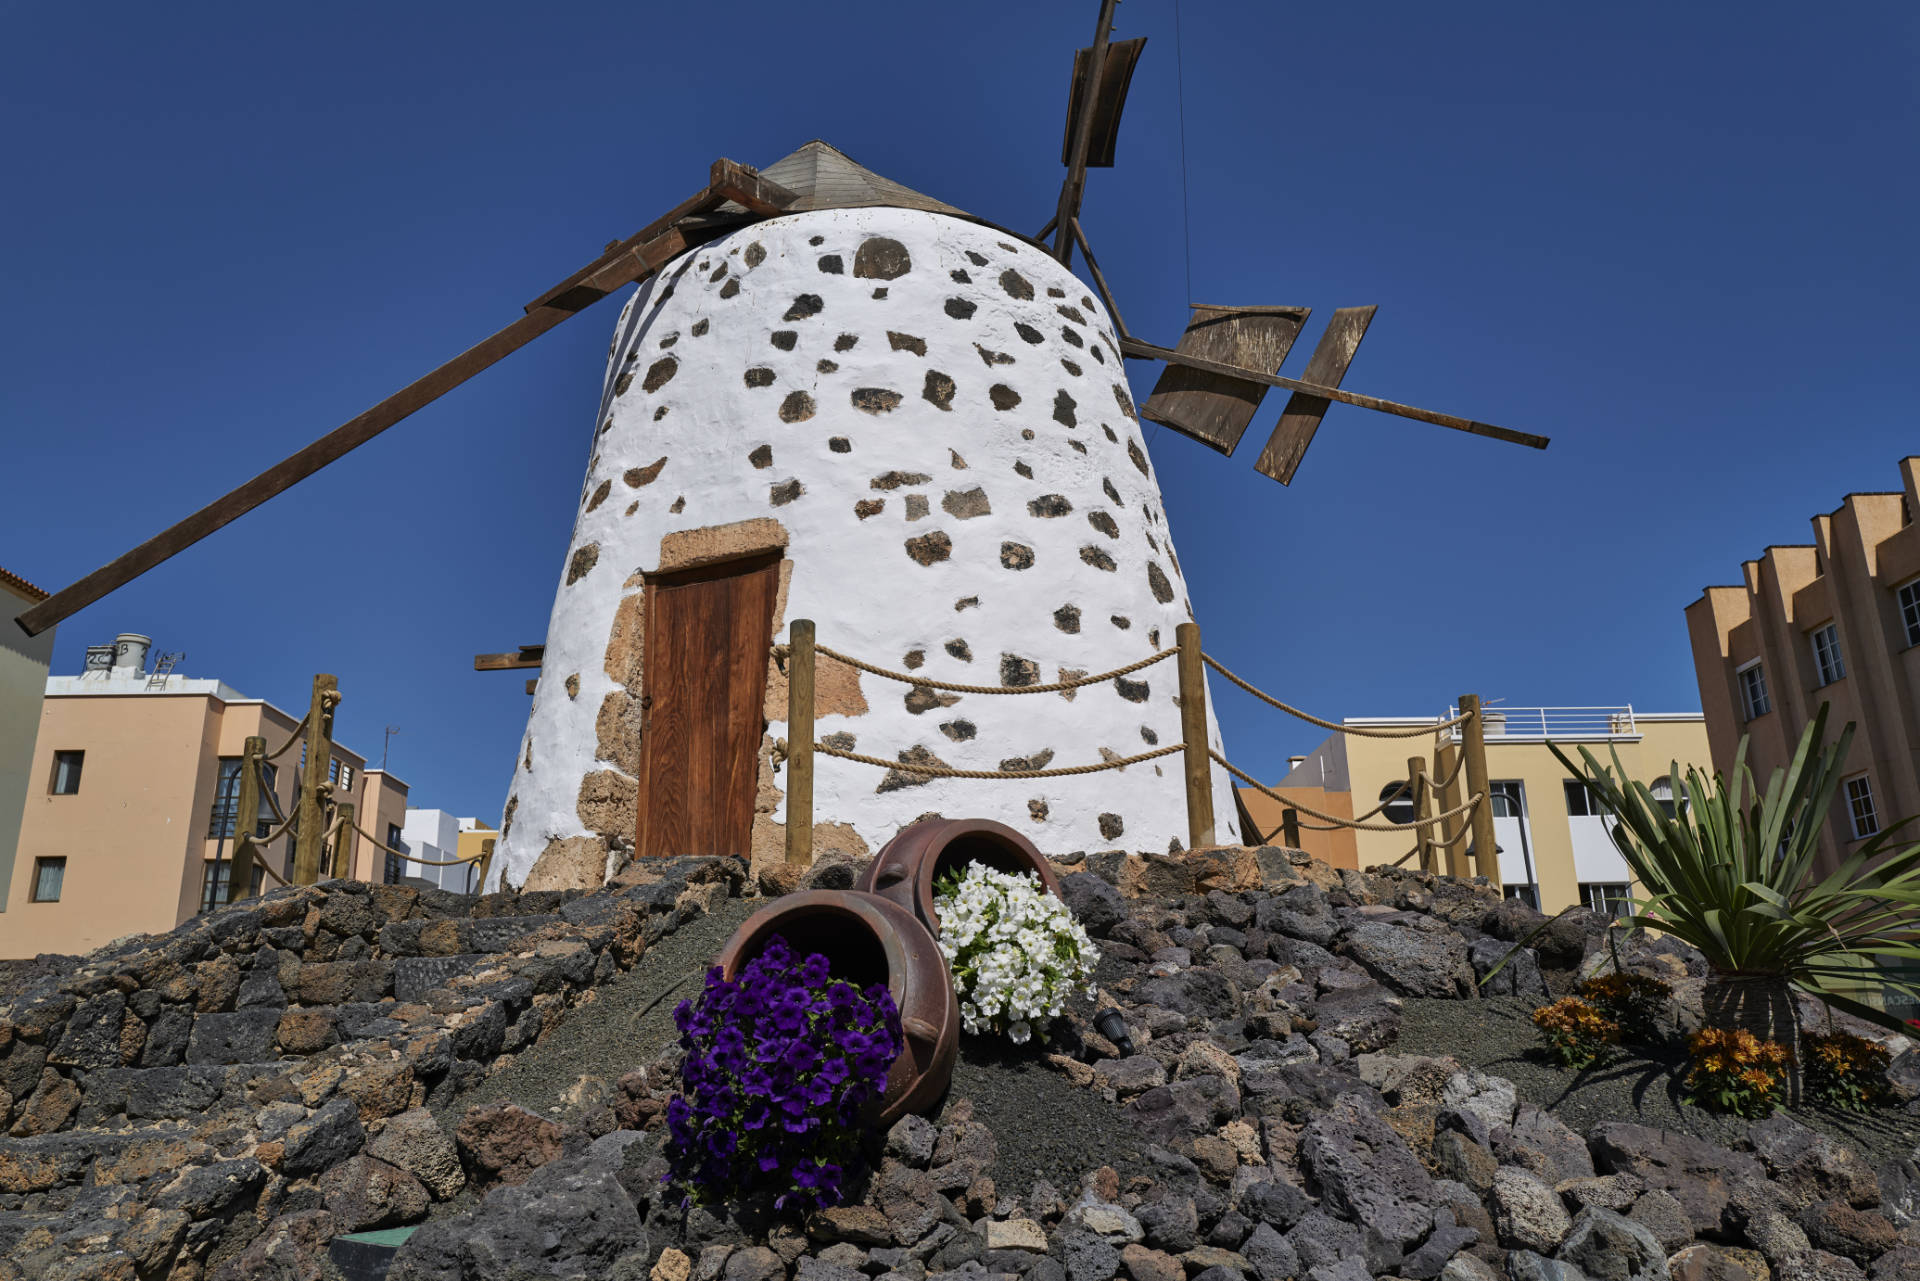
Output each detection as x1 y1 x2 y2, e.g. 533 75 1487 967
1550 705 1920 1071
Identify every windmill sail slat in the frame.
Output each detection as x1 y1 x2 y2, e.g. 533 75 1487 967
1139 305 1310 455
1059 37 1148 168
1254 306 1378 485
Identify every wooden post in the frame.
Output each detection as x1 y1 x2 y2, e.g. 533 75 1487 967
1408 756 1433 874
1434 739 1466 879
474 838 495 895
293 674 337 884
226 735 265 904
1459 694 1500 890
1176 622 1216 850
786 619 815 867
1281 807 1301 850
331 802 356 880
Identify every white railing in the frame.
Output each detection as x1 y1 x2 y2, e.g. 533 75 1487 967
1442 705 1638 740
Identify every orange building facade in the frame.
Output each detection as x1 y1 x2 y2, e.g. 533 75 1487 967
4 639 407 959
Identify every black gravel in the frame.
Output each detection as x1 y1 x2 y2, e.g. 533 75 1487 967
937 1036 1149 1196
439 897 760 1120
1399 994 1920 1167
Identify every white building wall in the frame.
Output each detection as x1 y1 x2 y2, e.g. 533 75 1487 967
496 207 1238 888
399 808 468 893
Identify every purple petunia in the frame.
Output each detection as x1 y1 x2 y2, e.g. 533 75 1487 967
662 933 902 1214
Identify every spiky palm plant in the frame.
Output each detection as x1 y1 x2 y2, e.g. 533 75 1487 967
1550 705 1920 1089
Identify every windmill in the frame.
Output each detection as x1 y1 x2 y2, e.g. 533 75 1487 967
15 2 1547 891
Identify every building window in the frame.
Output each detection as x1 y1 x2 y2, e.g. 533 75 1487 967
384 824 408 885
1649 776 1679 819
1490 781 1526 818
1810 623 1846 686
1737 661 1770 720
30 857 65 902
255 762 278 839
337 761 354 792
1582 882 1632 918
1503 883 1540 910
208 758 243 838
1380 781 1416 825
1845 774 1880 839
199 861 266 914
1901 580 1920 649
49 751 83 795
1564 781 1605 817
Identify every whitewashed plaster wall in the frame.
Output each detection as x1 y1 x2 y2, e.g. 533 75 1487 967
493 207 1239 890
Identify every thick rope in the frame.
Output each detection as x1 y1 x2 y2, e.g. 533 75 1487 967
1202 654 1473 738
264 709 309 762
816 741 1184 779
1427 752 1466 791
815 644 1176 694
255 759 289 823
1212 750 1483 832
1260 776 1415 834
343 818 483 867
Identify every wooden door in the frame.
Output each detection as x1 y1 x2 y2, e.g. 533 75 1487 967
635 552 780 858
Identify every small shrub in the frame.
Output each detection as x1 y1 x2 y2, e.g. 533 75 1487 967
1683 1027 1793 1118
1533 997 1619 1068
1578 973 1672 1043
664 935 902 1212
1803 1031 1891 1112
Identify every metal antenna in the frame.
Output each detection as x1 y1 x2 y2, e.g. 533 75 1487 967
382 725 400 772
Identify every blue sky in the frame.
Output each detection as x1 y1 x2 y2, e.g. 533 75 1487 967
3 1 1915 820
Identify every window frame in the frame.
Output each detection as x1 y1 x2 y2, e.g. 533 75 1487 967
30 856 65 902
1489 780 1526 819
1737 659 1771 721
208 757 244 839
1844 773 1880 840
1563 780 1605 817
1901 578 1920 650
384 824 408 885
1810 622 1846 687
49 750 84 795
1581 881 1632 919
1502 883 1540 910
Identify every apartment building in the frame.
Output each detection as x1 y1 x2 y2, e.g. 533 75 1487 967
1687 457 1920 877
4 635 409 958
396 809 498 895
0 567 57 915
1236 706 1710 915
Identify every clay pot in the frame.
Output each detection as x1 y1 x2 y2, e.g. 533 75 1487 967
855 818 1064 937
712 889 958 1126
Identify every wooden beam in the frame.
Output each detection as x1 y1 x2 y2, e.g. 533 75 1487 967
1118 336 1549 454
1254 306 1376 483
1140 305 1311 455
522 184 721 314
1059 37 1147 169
709 159 800 217
16 216 701 638
1069 217 1130 342
474 644 545 672
1052 0 1119 264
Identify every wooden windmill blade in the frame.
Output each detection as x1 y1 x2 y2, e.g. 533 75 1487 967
1139 304 1311 455
1060 36 1147 168
13 160 799 638
1255 305 1376 484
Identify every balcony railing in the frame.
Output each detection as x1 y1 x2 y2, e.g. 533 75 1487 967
1444 705 1638 740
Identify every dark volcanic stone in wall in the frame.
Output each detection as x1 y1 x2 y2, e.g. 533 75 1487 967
905 532 953 566
853 388 903 414
923 371 956 410
1147 562 1176 604
185 1008 283 1066
853 238 912 280
779 392 816 422
394 956 490 1004
1001 542 1035 570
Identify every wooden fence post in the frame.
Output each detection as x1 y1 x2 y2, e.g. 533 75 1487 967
1459 694 1500 890
331 802 356 880
1434 739 1466 879
474 837 495 895
786 619 815 867
1176 622 1216 849
293 675 337 884
226 735 265 904
1408 755 1433 874
1281 807 1301 850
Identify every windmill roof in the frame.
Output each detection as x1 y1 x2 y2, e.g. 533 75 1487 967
726 140 986 225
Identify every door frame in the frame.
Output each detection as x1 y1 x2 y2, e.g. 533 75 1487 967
633 549 785 858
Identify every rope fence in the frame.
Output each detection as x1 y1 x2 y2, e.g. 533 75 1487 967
780 617 1504 890
815 644 1176 694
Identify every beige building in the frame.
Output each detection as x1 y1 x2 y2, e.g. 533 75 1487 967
1687 456 1920 878
4 636 409 959
0 567 57 916
1238 706 1710 915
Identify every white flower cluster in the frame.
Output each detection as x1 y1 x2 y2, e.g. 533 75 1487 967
934 863 1099 1045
